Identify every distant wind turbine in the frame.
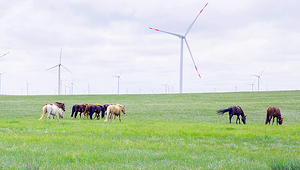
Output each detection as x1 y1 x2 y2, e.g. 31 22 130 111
113 70 123 94
251 69 265 92
0 52 9 59
46 48 72 95
149 3 208 93
162 80 170 94
0 72 7 94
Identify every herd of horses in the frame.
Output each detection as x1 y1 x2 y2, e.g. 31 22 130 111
217 105 284 125
39 102 126 122
38 102 283 125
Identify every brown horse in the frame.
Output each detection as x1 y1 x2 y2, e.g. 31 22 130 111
39 102 65 120
266 106 283 125
217 105 247 124
93 104 110 119
71 104 86 118
82 103 93 119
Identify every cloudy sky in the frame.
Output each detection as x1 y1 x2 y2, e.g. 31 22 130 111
0 0 299 95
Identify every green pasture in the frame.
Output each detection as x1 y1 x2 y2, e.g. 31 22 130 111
0 91 300 169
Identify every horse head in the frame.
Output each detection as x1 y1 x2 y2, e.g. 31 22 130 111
242 115 247 124
121 105 125 114
59 109 64 118
279 117 283 125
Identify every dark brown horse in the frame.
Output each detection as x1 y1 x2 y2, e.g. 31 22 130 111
71 104 86 118
217 105 247 124
83 103 93 119
266 106 283 125
93 104 110 120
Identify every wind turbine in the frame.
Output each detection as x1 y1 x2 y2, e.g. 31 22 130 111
0 52 9 59
162 80 170 94
113 70 123 94
46 48 72 95
149 3 208 93
251 69 265 92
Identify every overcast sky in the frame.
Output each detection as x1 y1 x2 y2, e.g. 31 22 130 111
0 0 299 95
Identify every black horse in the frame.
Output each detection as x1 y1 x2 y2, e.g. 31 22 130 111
89 105 106 120
71 104 86 118
217 105 247 124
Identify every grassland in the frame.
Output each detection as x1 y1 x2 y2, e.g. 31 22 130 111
0 91 299 169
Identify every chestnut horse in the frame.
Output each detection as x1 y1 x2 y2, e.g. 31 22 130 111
266 106 283 125
104 104 125 122
217 105 247 124
71 104 86 118
39 102 65 120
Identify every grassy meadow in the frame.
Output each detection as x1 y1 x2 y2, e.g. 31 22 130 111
0 91 300 169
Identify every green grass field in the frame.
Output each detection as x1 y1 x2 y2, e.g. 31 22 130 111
0 91 300 169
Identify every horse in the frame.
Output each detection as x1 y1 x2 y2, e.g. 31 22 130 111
71 104 86 118
39 102 65 120
83 103 93 119
94 104 110 120
104 104 125 122
89 105 106 120
266 106 283 125
217 105 247 124
40 104 64 122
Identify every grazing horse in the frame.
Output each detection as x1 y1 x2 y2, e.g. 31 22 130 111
83 103 93 119
71 104 86 118
89 105 106 120
104 104 126 122
40 104 64 122
39 102 65 120
217 105 247 124
266 106 283 125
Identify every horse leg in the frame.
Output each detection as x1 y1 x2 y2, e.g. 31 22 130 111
56 114 59 122
272 116 275 125
119 114 121 122
236 115 240 124
229 114 233 124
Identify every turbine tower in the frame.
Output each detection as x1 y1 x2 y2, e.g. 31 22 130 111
113 70 123 95
251 69 265 92
149 3 208 93
46 48 72 95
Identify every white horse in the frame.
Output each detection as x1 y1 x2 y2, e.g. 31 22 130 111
39 104 64 122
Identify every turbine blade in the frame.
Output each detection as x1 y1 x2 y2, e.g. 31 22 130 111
46 64 59 71
0 52 10 58
260 68 266 76
185 3 208 36
184 38 201 78
119 69 124 76
61 65 73 74
251 74 259 77
149 27 183 38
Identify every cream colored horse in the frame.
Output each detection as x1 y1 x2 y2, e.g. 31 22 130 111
104 104 125 122
39 104 64 122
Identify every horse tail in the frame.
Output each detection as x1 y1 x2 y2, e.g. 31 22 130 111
71 105 75 118
104 106 111 122
265 114 270 125
216 108 232 115
39 105 47 120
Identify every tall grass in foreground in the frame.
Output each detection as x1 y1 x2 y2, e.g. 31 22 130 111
0 91 300 169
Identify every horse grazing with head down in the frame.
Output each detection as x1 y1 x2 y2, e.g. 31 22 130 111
39 102 65 120
40 104 64 122
89 104 106 120
217 105 247 124
71 104 86 118
104 104 125 122
266 106 283 125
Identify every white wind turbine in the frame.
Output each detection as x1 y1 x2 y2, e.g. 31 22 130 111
46 49 72 95
149 3 208 93
113 70 123 95
251 69 265 92
0 72 7 94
